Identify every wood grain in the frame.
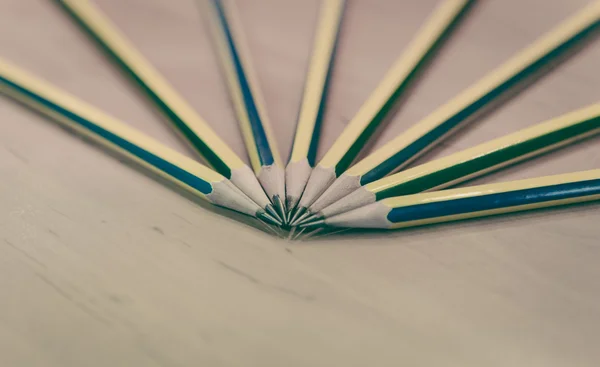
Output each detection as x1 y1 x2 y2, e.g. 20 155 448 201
1 0 599 366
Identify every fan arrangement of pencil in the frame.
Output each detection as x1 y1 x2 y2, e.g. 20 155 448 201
1 0 599 237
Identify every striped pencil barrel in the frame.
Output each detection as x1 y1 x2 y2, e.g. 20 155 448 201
299 103 600 223
304 1 600 222
57 0 279 220
306 170 600 229
204 0 287 218
291 0 475 223
0 58 280 224
285 0 346 216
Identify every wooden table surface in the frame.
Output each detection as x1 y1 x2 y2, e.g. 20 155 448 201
1 1 599 366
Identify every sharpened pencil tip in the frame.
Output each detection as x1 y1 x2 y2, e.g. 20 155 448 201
288 206 306 225
291 211 313 226
285 208 294 224
297 213 320 226
258 211 283 226
298 219 325 229
285 196 298 214
273 196 287 224
265 204 283 223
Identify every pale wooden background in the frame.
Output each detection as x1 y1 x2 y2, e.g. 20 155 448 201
1 0 600 366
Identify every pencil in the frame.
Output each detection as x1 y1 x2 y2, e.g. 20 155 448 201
290 0 475 223
302 1 600 223
285 0 345 215
300 103 600 222
0 58 281 225
56 0 280 221
301 169 600 229
203 0 286 218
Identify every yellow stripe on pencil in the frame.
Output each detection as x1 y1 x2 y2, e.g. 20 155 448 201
285 0 346 214
302 169 600 229
299 103 600 224
291 0 475 223
0 58 281 224
57 0 280 220
303 1 600 223
203 0 287 218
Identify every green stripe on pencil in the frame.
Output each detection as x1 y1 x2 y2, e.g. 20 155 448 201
57 0 281 222
301 169 600 229
0 58 281 225
298 103 600 224
299 2 600 225
290 0 475 224
285 0 346 218
203 0 287 219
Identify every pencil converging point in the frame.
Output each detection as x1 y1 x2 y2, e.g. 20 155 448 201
47 0 600 237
